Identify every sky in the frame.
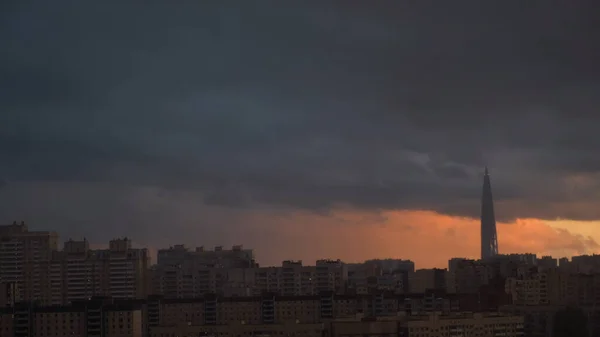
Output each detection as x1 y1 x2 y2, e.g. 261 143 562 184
1 1 600 268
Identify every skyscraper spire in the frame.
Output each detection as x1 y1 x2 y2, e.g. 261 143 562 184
481 167 498 260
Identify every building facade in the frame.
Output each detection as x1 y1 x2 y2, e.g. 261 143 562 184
0 297 143 337
0 222 59 303
46 238 149 305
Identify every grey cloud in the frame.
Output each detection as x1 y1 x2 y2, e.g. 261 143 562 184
1 1 600 223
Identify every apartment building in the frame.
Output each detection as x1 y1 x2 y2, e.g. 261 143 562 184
223 267 256 296
315 259 348 294
151 245 256 297
501 304 600 337
403 312 524 337
347 262 410 295
145 290 470 328
147 293 349 329
0 222 59 302
251 260 319 296
149 321 326 337
151 258 349 298
409 269 447 294
505 266 600 307
447 255 548 296
0 282 20 307
46 238 149 305
448 259 492 294
279 260 315 296
570 254 600 273
371 272 406 293
347 263 381 289
502 267 600 336
0 291 496 337
148 301 522 337
251 260 347 296
149 311 524 337
150 263 230 298
505 271 549 306
537 256 558 269
497 253 538 266
0 297 144 337
0 309 12 337
363 259 415 274
330 312 524 337
157 244 256 268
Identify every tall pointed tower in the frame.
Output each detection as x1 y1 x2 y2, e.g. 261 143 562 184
481 167 499 259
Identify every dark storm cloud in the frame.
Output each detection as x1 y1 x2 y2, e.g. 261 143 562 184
1 0 600 225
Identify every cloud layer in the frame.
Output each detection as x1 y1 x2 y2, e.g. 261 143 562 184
2 1 600 264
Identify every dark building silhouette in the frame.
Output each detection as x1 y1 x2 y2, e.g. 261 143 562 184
481 167 499 259
552 307 589 337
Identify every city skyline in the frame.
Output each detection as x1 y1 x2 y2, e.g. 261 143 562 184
0 215 582 270
0 218 585 336
2 2 600 269
1 166 592 269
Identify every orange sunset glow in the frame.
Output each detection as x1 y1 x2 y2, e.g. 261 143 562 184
230 209 600 268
